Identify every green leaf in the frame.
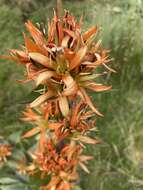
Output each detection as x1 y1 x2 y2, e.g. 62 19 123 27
0 177 18 185
9 131 22 144
0 183 29 190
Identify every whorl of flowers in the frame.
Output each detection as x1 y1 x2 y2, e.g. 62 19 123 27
1 11 114 190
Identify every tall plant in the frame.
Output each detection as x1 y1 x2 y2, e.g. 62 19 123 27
0 8 114 190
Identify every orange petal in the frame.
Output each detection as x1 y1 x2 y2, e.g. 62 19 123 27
22 127 40 138
62 75 78 96
61 36 70 47
79 87 103 116
79 155 93 162
70 101 83 128
69 46 87 70
83 26 97 41
47 176 60 189
76 135 99 144
103 63 117 73
58 181 71 190
30 91 54 108
64 48 75 62
38 129 46 153
63 28 75 38
86 83 112 92
59 96 69 117
0 55 19 62
10 49 29 62
91 39 102 53
56 21 63 45
23 33 47 55
35 70 58 86
48 122 62 130
29 52 53 69
25 20 45 46
48 20 56 43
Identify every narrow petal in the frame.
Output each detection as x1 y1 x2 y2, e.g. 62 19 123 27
103 63 117 73
79 87 103 116
79 162 90 174
83 26 97 41
0 55 19 62
25 20 45 46
38 129 46 153
35 71 58 86
69 46 87 70
10 49 29 62
47 176 60 189
61 36 70 47
30 91 54 108
48 122 62 130
59 96 69 117
70 101 83 128
29 52 53 69
79 74 100 82
63 28 75 38
23 33 47 55
62 75 78 96
56 21 63 45
79 155 93 162
22 127 40 138
86 83 112 92
76 135 99 144
58 181 71 190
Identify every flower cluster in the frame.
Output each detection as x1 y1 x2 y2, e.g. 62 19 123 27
1 11 113 190
0 144 12 166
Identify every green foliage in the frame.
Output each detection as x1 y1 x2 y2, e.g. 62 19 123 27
0 0 143 190
0 5 26 132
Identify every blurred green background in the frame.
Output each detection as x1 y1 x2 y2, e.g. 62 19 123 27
0 0 143 190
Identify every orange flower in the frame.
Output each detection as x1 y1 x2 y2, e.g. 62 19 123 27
0 11 113 117
28 139 92 190
0 10 114 190
0 144 12 165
